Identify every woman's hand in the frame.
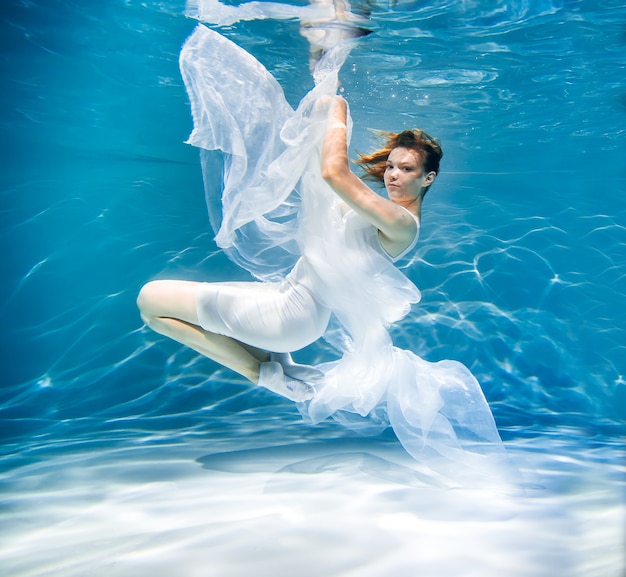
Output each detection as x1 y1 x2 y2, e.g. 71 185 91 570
314 94 334 110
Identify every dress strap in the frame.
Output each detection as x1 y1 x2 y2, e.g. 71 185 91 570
379 207 421 262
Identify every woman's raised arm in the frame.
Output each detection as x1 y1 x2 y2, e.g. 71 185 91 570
320 97 418 248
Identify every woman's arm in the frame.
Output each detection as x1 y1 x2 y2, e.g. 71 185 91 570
321 97 417 248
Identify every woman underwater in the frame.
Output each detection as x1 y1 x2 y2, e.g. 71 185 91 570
138 24 508 480
137 95 439 402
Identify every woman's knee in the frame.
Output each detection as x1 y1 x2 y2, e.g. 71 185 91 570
136 279 200 325
136 280 160 318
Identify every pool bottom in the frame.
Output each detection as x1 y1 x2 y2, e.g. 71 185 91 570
0 431 623 577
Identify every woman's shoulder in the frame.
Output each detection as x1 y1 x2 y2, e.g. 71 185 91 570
380 207 420 261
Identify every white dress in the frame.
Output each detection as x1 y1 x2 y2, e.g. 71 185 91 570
180 23 511 484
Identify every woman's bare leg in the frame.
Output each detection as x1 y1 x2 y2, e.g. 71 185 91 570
136 280 268 383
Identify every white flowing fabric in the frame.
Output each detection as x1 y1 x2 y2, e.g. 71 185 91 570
185 0 335 27
180 24 512 484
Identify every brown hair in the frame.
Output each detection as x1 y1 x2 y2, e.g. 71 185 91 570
355 129 443 186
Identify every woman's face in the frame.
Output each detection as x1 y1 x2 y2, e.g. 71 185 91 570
384 147 435 202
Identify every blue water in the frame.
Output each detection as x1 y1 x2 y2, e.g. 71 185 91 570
1 1 624 575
